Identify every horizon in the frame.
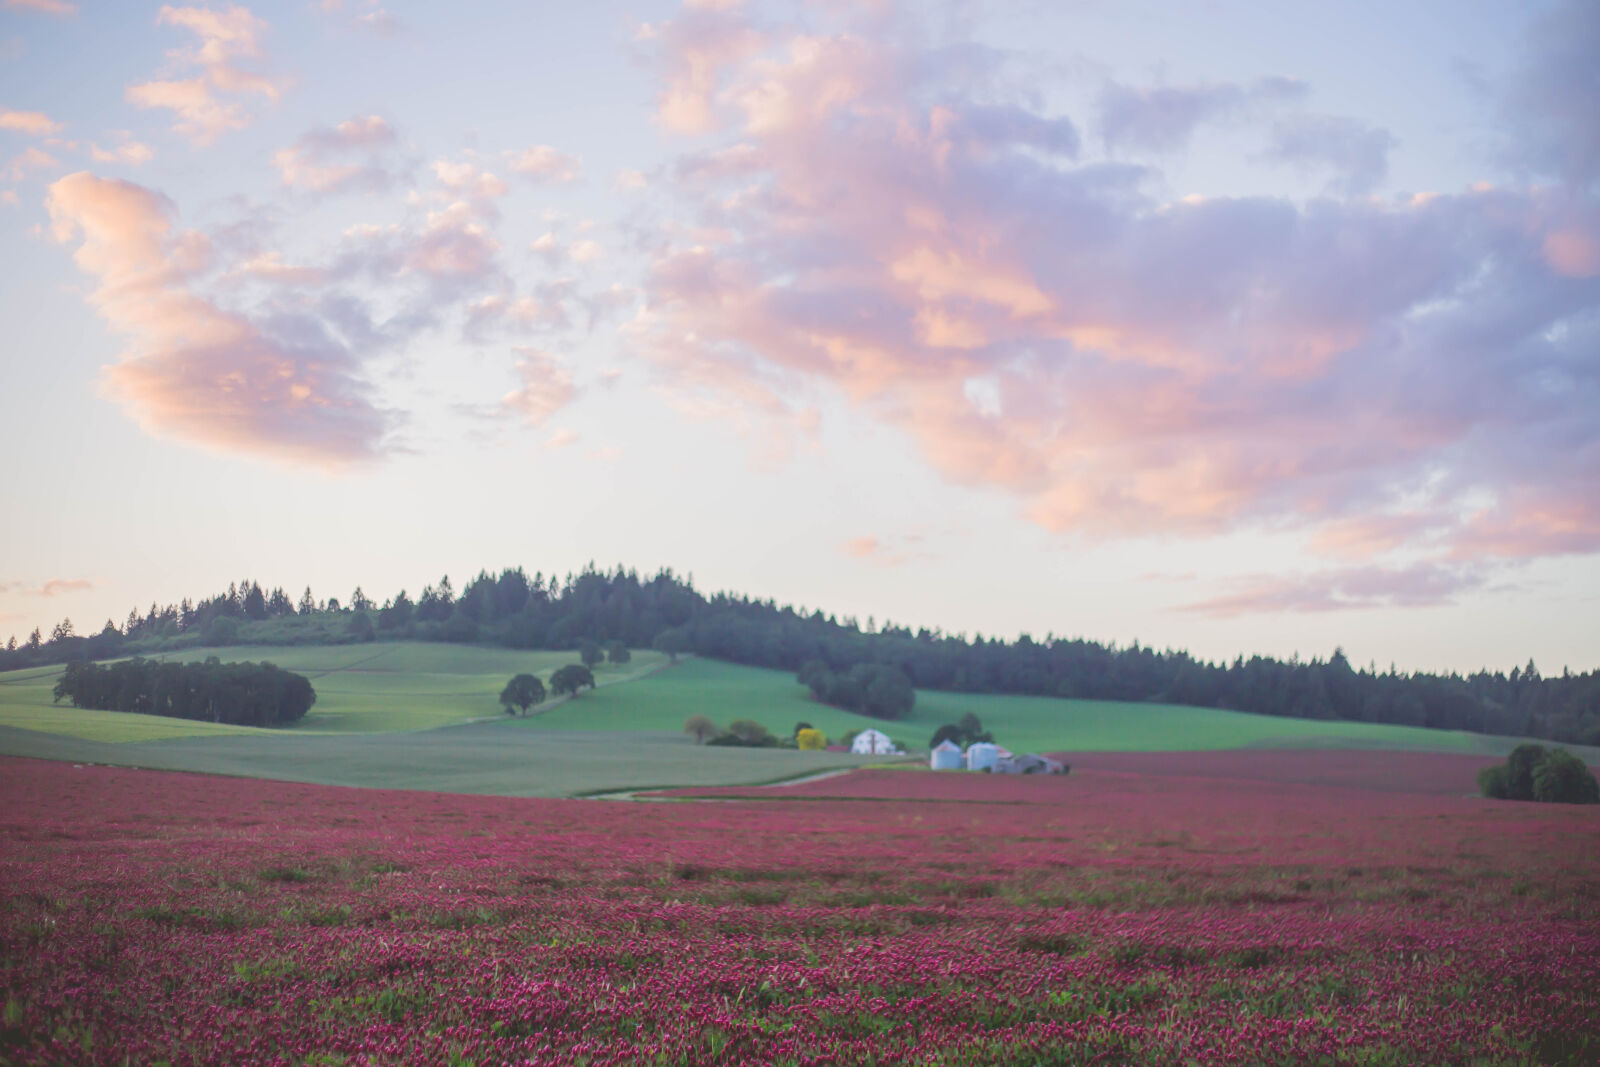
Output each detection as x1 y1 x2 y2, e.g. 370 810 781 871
2 0 1597 677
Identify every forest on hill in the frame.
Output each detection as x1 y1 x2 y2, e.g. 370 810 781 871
4 564 1596 745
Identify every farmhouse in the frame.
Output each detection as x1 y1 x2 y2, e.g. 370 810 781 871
930 739 963 769
851 728 896 755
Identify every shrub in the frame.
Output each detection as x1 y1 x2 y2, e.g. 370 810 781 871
1476 765 1510 800
1531 749 1600 805
1480 745 1598 805
727 720 774 746
796 728 826 751
1505 744 1547 800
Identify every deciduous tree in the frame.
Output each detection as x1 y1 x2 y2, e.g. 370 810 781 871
550 664 596 697
499 673 546 716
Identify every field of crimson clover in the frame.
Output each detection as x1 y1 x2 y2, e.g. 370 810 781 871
2 751 1598 1066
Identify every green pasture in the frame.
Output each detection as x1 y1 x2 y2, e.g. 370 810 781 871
0 643 667 739
0 724 871 797
2 645 1593 796
520 657 1593 759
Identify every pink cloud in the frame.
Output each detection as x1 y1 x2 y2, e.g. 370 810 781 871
840 533 920 567
46 171 392 466
0 578 93 597
501 348 577 426
5 145 59 181
127 5 287 144
1180 563 1490 618
631 5 1600 572
89 133 156 166
274 116 398 193
644 3 764 134
1544 227 1600 278
0 109 62 136
508 145 581 185
842 535 879 558
39 578 92 596
2 0 77 14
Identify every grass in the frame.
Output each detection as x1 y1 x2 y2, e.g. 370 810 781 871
514 658 872 741
0 643 667 739
0 724 872 797
518 657 1594 759
1 645 1590 795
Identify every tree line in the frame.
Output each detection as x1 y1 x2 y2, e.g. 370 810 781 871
52 658 316 727
6 563 1598 745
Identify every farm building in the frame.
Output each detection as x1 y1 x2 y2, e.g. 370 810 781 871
992 753 1067 775
930 739 963 770
965 742 1001 771
851 728 896 755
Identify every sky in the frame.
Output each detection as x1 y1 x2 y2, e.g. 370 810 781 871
0 0 1596 675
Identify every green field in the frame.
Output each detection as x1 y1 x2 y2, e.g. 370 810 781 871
519 656 1581 758
0 724 873 797
0 643 668 738
1 644 1593 796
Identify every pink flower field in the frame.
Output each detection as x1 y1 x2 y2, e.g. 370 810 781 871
2 752 1597 1066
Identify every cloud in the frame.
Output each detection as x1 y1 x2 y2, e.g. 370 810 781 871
0 108 62 136
500 347 577 425
841 532 922 567
0 578 94 597
5 144 58 181
318 0 401 35
1179 563 1490 618
430 157 509 205
842 535 880 558
127 4 287 144
614 169 648 191
89 132 156 166
463 284 574 338
1266 114 1395 195
645 2 764 133
1504 0 1600 188
46 171 393 466
1098 76 1306 154
632 5 1600 574
2 0 77 14
274 115 397 193
508 145 581 184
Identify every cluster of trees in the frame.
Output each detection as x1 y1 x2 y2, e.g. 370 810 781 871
798 660 916 720
1478 745 1599 804
930 713 994 750
683 716 826 749
683 714 776 747
52 658 315 727
8 563 1599 745
499 665 597 716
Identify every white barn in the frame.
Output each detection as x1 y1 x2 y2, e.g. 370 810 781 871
851 728 895 755
930 739 963 769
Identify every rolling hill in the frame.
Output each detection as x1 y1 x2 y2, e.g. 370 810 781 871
1 643 1593 797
